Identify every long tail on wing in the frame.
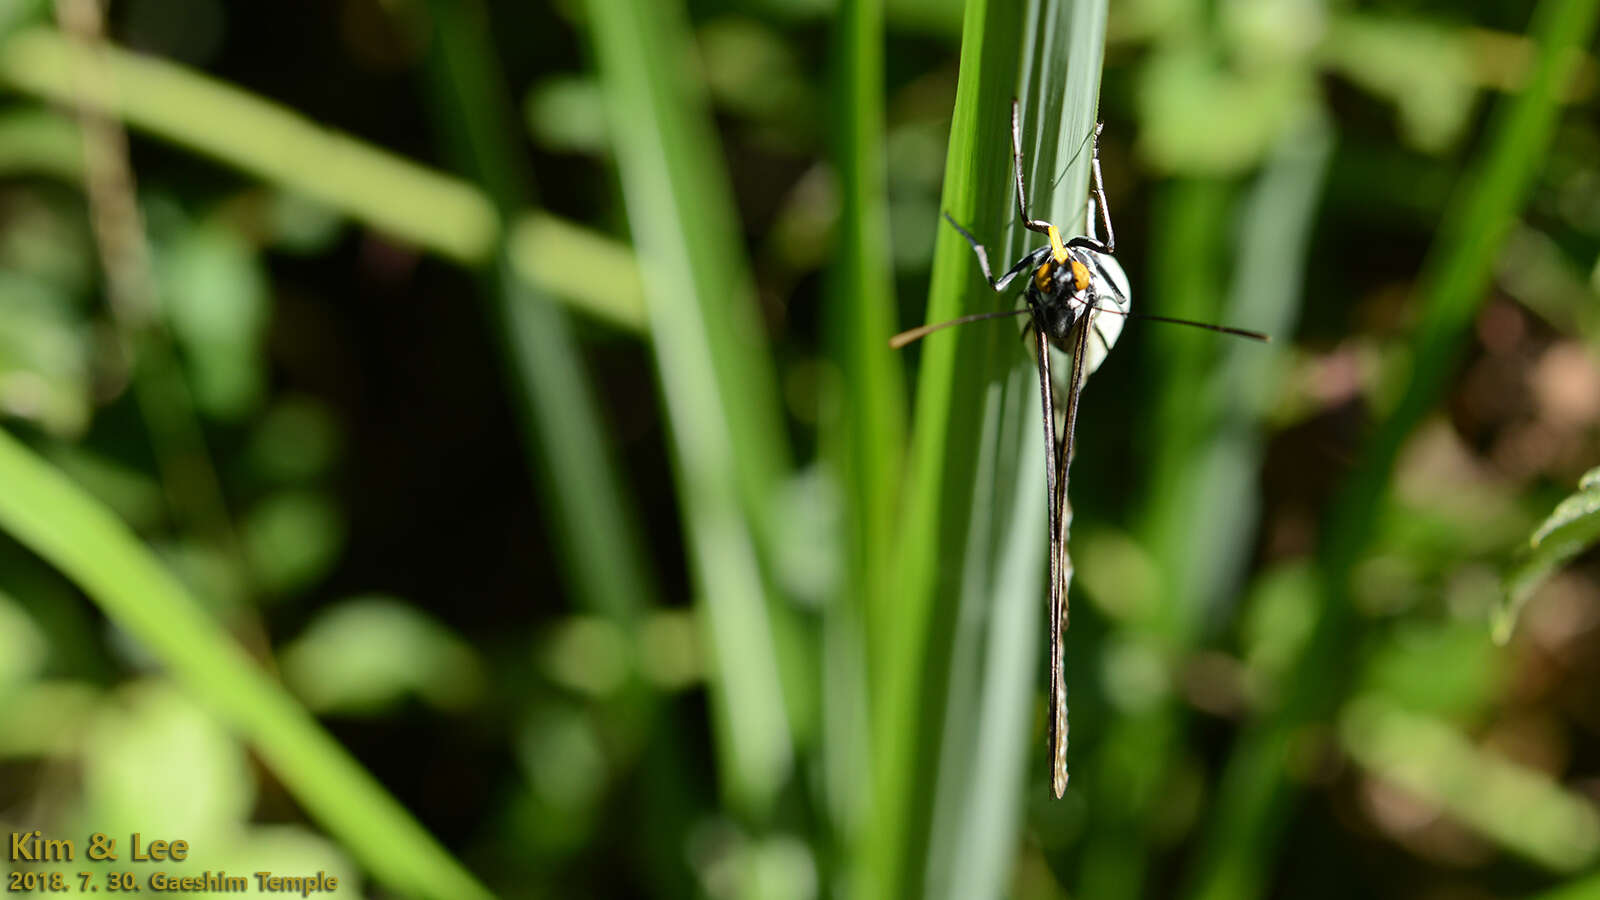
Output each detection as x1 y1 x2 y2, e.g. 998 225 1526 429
1049 314 1090 797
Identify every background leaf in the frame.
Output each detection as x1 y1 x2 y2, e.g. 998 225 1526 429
1500 465 1600 642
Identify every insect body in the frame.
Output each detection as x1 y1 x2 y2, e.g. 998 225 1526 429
942 104 1122 800
893 100 1265 799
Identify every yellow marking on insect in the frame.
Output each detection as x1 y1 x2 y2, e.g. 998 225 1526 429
1047 225 1068 264
1034 260 1054 291
1070 259 1090 292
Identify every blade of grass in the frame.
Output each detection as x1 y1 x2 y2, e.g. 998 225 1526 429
1341 696 1600 872
582 0 797 819
1137 177 1238 639
419 0 659 632
863 2 1022 893
0 426 491 900
509 213 647 332
865 1 1107 897
820 0 903 849
924 2 1110 898
828 0 905 712
1186 1 1600 897
0 26 492 261
0 30 645 331
1167 119 1332 616
871 4 1022 893
416 16 698 892
919 352 1049 900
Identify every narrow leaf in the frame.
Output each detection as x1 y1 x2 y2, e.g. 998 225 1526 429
583 0 797 818
1498 465 1600 643
0 427 491 900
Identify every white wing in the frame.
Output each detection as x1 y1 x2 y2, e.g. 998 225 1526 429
1080 250 1128 377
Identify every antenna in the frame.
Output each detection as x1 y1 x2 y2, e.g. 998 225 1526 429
1048 125 1099 192
1088 305 1270 342
888 308 1031 349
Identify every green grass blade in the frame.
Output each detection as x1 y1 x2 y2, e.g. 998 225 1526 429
1186 1 1600 897
1341 697 1600 872
828 0 905 687
865 2 1107 897
1168 119 1332 610
582 0 796 818
420 0 660 629
820 0 903 847
509 213 647 332
1137 176 1238 637
0 26 494 262
0 427 491 900
924 2 1110 897
864 2 1023 892
0 32 645 330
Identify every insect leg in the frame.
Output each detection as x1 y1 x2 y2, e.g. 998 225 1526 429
1065 122 1115 255
1090 122 1114 253
941 212 998 287
942 212 1046 292
1031 321 1060 590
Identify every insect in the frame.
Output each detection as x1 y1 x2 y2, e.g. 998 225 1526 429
891 100 1268 797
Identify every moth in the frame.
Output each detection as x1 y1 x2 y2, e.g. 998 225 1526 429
892 100 1266 796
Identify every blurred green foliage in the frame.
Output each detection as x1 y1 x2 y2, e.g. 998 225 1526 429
2 0 1600 898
